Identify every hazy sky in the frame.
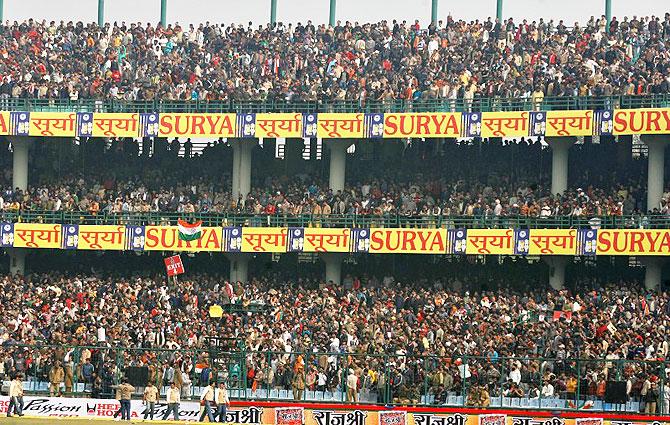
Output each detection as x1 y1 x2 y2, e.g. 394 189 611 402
4 0 669 27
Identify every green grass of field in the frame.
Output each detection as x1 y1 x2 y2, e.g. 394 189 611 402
0 418 191 425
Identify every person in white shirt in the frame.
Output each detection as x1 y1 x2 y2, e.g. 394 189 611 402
162 382 181 421
346 369 358 402
214 382 230 423
541 381 555 398
7 374 25 417
199 381 216 422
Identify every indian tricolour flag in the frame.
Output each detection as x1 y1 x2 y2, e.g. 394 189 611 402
177 219 203 242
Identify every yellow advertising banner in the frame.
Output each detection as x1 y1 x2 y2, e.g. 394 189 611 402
0 111 10 135
480 111 529 138
466 229 515 255
78 225 126 250
368 228 447 254
28 112 77 137
383 113 461 138
303 228 351 252
157 113 236 138
596 229 670 256
317 113 364 138
545 110 593 136
92 113 139 137
528 229 576 255
612 108 670 135
143 226 223 252
13 223 62 249
241 227 287 252
255 113 303 138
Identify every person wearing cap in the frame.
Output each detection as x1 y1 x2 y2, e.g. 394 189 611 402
118 378 135 421
143 381 159 420
7 374 25 417
162 382 181 421
199 381 216 422
214 381 230 423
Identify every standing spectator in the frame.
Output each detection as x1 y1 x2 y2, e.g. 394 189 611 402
143 381 159 420
118 378 135 421
214 381 230 423
163 382 181 421
48 361 65 396
7 375 24 417
292 366 306 401
199 381 216 423
347 369 358 402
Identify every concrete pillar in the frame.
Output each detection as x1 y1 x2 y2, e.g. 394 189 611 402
327 140 350 193
227 253 250 284
322 253 344 285
642 135 666 212
546 137 575 196
544 256 567 290
11 137 32 191
643 258 663 291
9 249 26 276
231 140 255 200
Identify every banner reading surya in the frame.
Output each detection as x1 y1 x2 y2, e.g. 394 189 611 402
143 226 222 252
92 113 139 137
317 113 364 138
29 112 76 137
13 223 62 249
466 229 514 255
158 113 236 138
545 110 593 136
241 227 287 252
303 228 350 252
612 108 670 135
78 225 126 250
368 228 447 254
596 229 670 256
0 111 10 135
383 113 461 138
528 229 576 255
480 112 528 138
255 113 303 138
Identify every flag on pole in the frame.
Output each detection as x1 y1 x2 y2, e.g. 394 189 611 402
177 219 203 242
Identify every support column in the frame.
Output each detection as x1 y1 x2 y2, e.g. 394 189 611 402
643 258 662 292
227 254 250 284
98 0 105 26
231 140 255 200
496 0 503 24
270 0 277 25
327 140 350 193
160 0 167 27
544 256 567 290
9 249 26 276
642 135 666 212
322 253 344 285
605 0 612 33
431 0 438 25
0 0 4 22
546 137 575 196
11 137 32 191
329 0 336 26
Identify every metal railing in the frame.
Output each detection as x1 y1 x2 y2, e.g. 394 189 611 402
1 94 670 114
2 210 669 229
2 344 668 415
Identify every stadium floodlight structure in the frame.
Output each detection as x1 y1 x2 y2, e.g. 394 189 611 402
161 0 167 27
329 0 336 26
270 0 277 24
98 0 105 26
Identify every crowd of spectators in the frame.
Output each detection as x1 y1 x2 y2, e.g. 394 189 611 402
0 269 669 412
0 136 667 222
0 13 669 104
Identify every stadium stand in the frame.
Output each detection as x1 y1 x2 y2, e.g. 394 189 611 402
0 9 670 419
